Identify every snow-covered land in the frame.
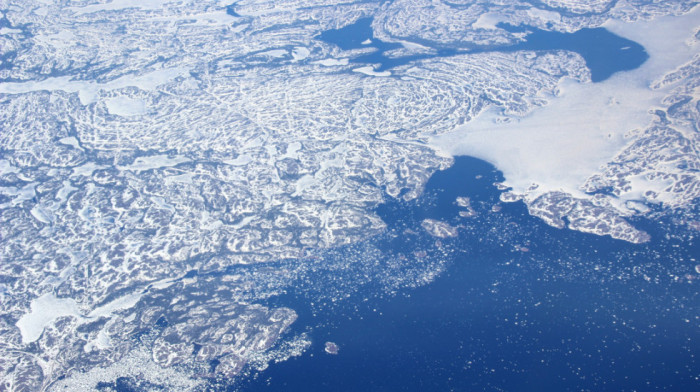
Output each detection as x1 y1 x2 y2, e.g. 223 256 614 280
0 0 698 390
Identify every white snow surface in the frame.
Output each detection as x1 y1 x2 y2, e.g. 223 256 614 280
431 8 700 202
16 293 81 344
353 66 392 77
313 58 350 66
0 66 189 105
105 96 147 116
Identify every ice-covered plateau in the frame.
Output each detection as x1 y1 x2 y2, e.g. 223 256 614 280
0 0 698 390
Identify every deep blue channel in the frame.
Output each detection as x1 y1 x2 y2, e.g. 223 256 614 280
317 17 648 82
236 156 699 392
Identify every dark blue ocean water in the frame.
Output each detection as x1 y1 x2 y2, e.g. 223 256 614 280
236 156 698 391
317 17 648 82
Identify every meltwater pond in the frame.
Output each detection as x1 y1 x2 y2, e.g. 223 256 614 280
236 156 699 391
